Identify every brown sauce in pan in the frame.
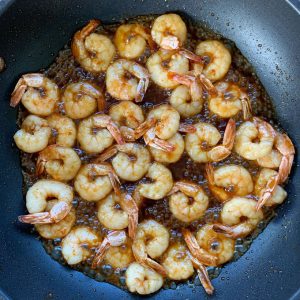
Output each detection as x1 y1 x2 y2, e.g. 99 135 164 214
19 15 280 290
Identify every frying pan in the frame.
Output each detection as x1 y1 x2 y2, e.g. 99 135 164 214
0 0 299 299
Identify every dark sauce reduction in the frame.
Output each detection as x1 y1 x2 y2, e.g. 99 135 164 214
20 15 280 290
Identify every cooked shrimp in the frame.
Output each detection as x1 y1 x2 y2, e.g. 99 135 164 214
169 84 204 117
35 203 76 239
255 133 294 210
206 164 253 202
97 193 138 238
10 73 59 116
18 180 73 224
209 82 251 119
196 224 235 265
136 162 173 200
213 197 264 238
109 101 144 129
234 117 276 160
115 24 155 59
185 119 236 163
161 242 194 280
61 226 100 265
104 237 134 268
168 181 209 223
77 114 124 154
62 82 104 119
74 163 120 201
106 59 150 102
47 113 76 147
254 168 287 208
146 49 189 88
195 40 231 82
13 115 51 153
92 230 127 268
151 14 187 50
125 262 163 295
132 220 169 276
182 228 216 294
36 145 81 181
257 133 294 182
149 133 184 163
96 143 151 181
71 19 115 73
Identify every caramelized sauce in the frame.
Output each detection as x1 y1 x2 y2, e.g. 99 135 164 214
19 15 278 290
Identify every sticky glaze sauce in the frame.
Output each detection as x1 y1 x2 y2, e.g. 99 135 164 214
20 15 279 290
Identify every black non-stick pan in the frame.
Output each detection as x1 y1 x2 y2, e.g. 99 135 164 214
0 0 299 299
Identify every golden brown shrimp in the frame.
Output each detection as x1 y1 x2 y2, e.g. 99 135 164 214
168 181 209 223
13 115 51 153
114 24 155 59
234 117 276 160
36 145 81 181
62 82 104 119
74 163 120 201
77 114 124 154
195 40 231 82
151 14 187 50
213 197 264 238
206 164 254 202
106 59 150 102
185 119 236 163
10 73 59 116
132 220 169 276
47 113 77 148
71 19 115 73
196 224 235 265
125 262 163 295
18 180 73 225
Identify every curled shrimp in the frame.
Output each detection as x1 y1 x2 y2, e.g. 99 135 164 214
206 164 254 202
146 49 189 88
97 193 138 239
36 145 81 181
135 162 173 201
196 224 235 265
71 19 115 73
195 40 231 82
96 143 151 181
62 82 105 119
125 262 163 295
234 117 276 160
132 220 169 276
213 197 264 238
149 133 185 164
10 73 59 116
47 113 77 148
92 230 127 268
185 119 236 163
255 134 294 210
74 163 121 201
254 168 287 208
61 226 100 265
114 24 155 59
209 82 252 119
182 229 215 295
151 14 187 50
106 59 150 102
13 115 51 153
168 181 209 223
77 114 124 154
161 242 194 280
18 180 73 224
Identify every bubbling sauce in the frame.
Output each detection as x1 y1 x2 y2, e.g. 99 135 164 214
20 15 280 291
